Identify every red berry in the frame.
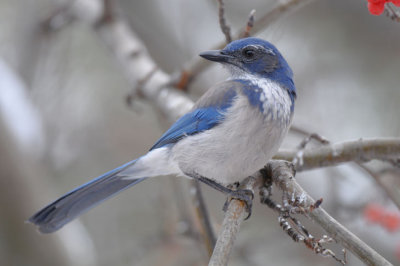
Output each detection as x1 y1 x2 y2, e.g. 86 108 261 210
368 2 385 15
364 204 384 222
381 213 400 232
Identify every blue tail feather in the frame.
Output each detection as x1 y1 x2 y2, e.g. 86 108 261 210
28 159 146 233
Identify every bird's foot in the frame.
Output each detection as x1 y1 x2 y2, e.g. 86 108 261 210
223 188 254 220
184 171 254 219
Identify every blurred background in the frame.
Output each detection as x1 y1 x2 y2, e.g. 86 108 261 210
0 0 399 265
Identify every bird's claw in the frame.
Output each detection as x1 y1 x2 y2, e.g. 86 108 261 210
223 189 254 220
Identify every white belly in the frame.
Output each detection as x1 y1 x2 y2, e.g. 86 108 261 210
171 95 291 185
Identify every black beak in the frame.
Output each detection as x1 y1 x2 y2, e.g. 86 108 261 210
199 50 233 63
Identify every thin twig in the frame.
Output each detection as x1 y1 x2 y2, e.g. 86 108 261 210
384 3 400 22
292 132 329 167
191 180 217 257
297 133 330 149
240 9 256 38
265 160 393 266
217 0 232 44
275 138 400 171
289 124 318 137
357 164 400 210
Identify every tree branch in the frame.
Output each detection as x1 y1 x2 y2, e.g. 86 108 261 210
96 18 193 120
275 138 400 171
208 160 394 266
357 164 400 210
217 0 232 43
208 176 261 266
265 160 393 266
240 9 256 38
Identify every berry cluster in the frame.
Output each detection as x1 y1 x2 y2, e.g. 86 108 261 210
364 203 400 232
364 204 400 262
367 0 400 15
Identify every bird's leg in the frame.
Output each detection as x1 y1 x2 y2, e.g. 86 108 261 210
185 171 254 219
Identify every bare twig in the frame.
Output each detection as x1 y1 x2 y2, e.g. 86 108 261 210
384 3 400 22
289 124 319 137
297 133 330 149
275 138 400 171
209 176 261 266
217 0 232 44
173 70 191 91
265 160 393 266
191 180 217 257
357 164 400 210
240 9 256 38
292 132 329 167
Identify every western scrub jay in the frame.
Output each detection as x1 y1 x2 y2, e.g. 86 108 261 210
29 37 296 233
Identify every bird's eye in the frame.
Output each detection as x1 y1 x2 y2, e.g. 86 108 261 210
242 48 255 59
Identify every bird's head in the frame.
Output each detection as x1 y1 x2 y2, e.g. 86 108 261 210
200 37 296 98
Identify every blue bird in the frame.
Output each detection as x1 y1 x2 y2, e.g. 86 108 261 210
29 37 296 233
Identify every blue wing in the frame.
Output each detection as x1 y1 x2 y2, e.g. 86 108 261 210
150 107 224 150
150 81 239 150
